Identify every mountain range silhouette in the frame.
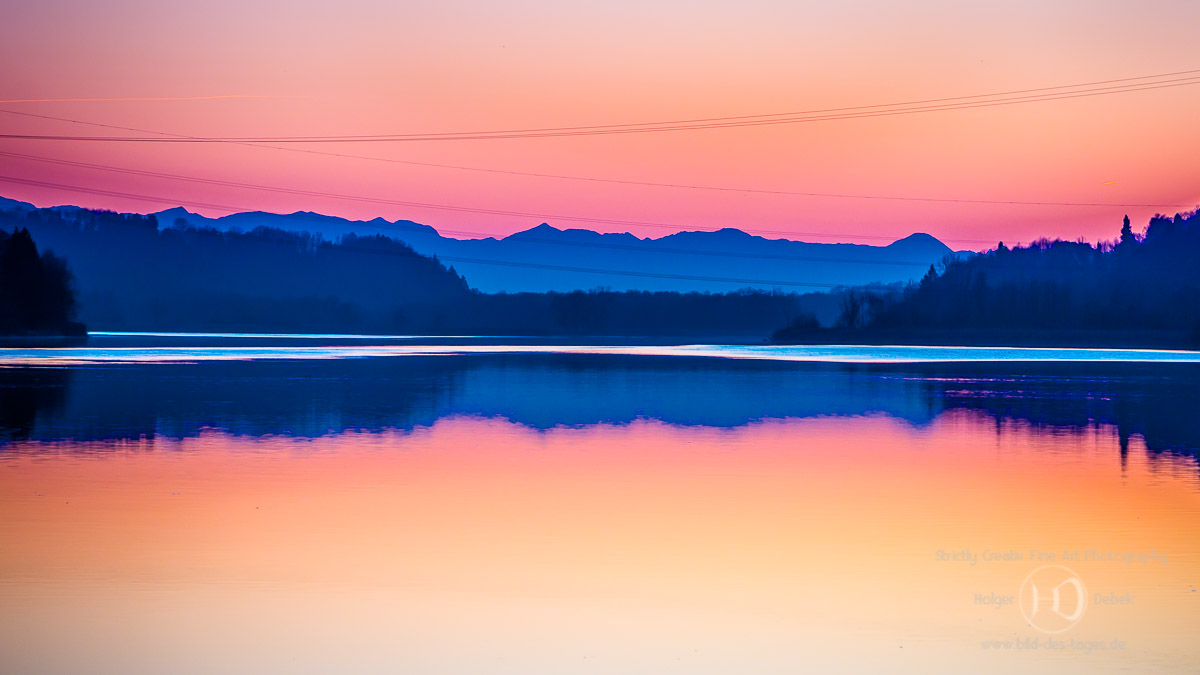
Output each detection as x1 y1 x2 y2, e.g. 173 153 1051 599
154 205 956 292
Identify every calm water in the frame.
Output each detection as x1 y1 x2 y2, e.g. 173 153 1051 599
2 334 1199 673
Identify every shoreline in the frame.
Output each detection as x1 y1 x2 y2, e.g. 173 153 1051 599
771 328 1200 351
0 334 89 348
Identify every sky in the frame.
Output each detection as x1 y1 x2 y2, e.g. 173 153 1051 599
1 0 1198 249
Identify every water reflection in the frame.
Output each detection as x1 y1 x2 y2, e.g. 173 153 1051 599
0 367 68 442
1 416 1197 673
2 355 1198 469
3 352 1199 673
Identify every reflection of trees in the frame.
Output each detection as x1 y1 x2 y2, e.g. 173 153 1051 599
1 358 1197 472
912 362 1200 467
0 368 69 442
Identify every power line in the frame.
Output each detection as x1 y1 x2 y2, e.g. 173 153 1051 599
0 172 1004 246
0 95 272 104
3 72 1198 142
0 176 253 213
0 175 1141 286
482 67 1200 128
271 68 1200 134
0 152 983 253
0 184 859 290
431 256 845 288
433 231 934 267
2 111 1193 211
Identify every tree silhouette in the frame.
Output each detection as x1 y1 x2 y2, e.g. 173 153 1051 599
1119 214 1137 248
0 228 81 335
837 290 865 328
777 210 1200 347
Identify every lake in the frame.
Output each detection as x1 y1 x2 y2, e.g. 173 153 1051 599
2 333 1198 674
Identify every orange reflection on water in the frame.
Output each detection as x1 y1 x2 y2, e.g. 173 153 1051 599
1 413 1198 674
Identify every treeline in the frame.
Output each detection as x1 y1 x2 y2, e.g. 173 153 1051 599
0 228 84 336
458 287 837 336
3 207 472 332
775 210 1200 347
0 204 834 336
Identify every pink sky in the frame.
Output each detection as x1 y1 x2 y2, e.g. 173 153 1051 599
2 0 1198 248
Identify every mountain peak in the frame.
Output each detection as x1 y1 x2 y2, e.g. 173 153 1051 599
892 232 939 243
712 227 751 238
886 232 952 255
505 223 564 240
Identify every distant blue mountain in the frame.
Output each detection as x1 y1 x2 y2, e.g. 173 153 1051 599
155 206 957 292
0 196 36 212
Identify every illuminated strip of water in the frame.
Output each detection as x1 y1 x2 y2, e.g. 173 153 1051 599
2 343 1199 365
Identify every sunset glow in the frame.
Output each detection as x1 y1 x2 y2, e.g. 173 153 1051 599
4 6 1200 672
2 1 1198 247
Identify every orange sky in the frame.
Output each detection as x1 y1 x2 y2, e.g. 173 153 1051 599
2 1 1199 248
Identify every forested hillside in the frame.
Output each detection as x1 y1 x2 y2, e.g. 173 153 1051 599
775 211 1200 347
0 204 833 336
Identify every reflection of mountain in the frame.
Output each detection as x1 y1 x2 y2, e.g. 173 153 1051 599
3 356 1198 468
